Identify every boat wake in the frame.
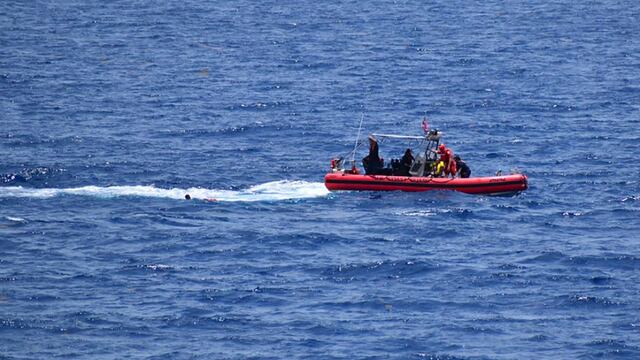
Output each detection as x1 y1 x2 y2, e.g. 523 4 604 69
0 180 330 203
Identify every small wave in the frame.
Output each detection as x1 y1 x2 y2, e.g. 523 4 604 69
1 167 65 185
0 180 329 202
321 259 438 282
396 210 437 217
227 101 293 112
415 352 468 360
158 123 259 137
587 338 639 352
568 294 624 307
396 208 472 217
590 276 613 285
526 334 550 342
139 264 174 272
522 251 566 264
523 252 640 270
561 211 585 217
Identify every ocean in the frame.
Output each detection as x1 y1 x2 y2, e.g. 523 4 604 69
1 1 639 358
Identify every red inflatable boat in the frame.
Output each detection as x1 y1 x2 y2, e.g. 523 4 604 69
326 123 528 195
324 172 528 195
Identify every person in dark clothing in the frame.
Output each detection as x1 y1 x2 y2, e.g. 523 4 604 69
454 155 471 178
397 148 414 176
362 135 384 174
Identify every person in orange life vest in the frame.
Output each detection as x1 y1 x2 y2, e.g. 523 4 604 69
437 143 457 178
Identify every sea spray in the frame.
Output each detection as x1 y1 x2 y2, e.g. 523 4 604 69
0 180 329 202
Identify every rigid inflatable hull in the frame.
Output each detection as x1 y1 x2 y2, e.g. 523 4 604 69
324 173 528 195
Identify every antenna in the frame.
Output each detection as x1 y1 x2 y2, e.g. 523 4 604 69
351 113 364 166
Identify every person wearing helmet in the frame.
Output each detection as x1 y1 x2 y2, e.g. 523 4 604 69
437 143 456 178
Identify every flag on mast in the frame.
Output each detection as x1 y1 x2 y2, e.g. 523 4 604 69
421 117 430 134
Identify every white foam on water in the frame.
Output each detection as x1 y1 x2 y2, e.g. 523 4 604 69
397 210 437 217
0 180 330 202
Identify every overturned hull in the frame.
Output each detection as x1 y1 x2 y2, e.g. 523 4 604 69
324 173 528 195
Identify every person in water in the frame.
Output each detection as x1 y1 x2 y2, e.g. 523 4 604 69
437 143 456 178
454 155 471 178
362 135 384 175
185 194 218 202
398 148 414 176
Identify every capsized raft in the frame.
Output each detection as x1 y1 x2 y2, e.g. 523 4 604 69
324 172 528 195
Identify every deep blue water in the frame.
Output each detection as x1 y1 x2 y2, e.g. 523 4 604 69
1 1 640 358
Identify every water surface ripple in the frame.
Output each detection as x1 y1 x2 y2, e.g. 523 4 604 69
1 1 639 359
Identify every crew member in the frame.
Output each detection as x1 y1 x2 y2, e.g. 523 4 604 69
398 148 414 176
362 135 384 175
454 155 471 178
437 144 456 178
433 160 446 177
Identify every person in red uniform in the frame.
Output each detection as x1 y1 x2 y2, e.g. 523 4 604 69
437 144 457 178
